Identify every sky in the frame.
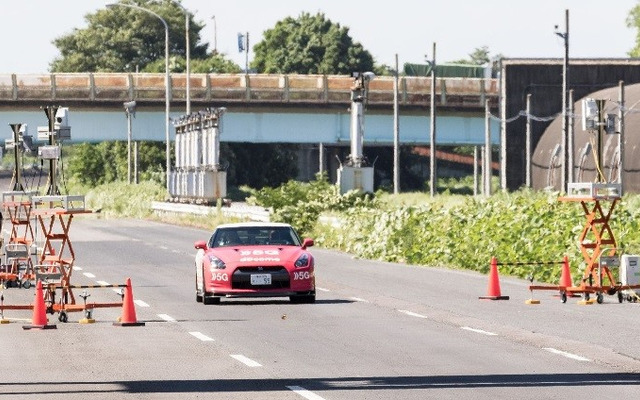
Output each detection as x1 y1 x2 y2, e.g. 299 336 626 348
0 0 638 74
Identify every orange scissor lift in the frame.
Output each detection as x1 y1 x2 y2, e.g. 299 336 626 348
0 191 37 289
30 195 125 322
530 182 640 303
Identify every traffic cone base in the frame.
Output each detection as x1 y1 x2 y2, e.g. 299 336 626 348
479 257 509 300
113 278 145 327
23 280 56 330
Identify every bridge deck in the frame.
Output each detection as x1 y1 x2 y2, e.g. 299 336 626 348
0 73 498 110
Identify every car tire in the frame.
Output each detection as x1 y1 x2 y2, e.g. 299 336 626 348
290 292 316 304
203 295 220 305
196 269 203 303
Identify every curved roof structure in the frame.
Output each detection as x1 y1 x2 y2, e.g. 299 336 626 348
532 83 640 192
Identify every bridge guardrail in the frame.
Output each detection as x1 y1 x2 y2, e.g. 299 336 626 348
0 73 498 109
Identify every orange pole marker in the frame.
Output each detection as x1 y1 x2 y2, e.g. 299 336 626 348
23 280 56 330
479 257 510 300
113 278 145 327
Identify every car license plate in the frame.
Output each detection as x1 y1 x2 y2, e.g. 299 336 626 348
250 274 271 285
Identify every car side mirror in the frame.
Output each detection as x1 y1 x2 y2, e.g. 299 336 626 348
194 240 207 250
301 238 314 249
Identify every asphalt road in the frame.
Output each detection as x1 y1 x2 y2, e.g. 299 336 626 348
1 217 640 399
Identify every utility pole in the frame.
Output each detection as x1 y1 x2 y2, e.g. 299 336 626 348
429 42 437 197
393 54 400 194
555 9 569 192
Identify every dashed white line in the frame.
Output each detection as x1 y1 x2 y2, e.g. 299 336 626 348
159 245 169 250
134 299 150 308
96 280 110 286
350 297 369 303
189 331 214 342
543 347 590 362
287 386 327 400
461 326 498 336
72 266 83 271
316 287 330 292
158 314 176 322
83 272 96 278
398 310 428 319
230 354 262 367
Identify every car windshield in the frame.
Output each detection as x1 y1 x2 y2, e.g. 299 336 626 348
209 226 301 248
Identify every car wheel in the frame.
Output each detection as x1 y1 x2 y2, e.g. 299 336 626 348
195 268 203 303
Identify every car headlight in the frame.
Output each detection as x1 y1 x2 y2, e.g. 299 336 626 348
208 254 226 269
294 253 310 268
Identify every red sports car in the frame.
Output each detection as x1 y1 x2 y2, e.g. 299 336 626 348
194 222 316 304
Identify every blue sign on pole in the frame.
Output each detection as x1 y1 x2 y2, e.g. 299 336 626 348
237 33 245 53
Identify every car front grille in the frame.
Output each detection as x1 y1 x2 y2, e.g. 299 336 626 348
232 266 290 290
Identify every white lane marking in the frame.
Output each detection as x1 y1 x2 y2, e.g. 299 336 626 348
158 314 176 322
134 299 150 308
461 326 498 336
159 245 169 250
189 331 214 342
73 266 83 271
96 280 110 286
83 272 96 278
113 288 122 294
230 354 262 367
543 347 590 362
350 297 369 303
316 287 330 292
287 386 327 400
398 310 428 319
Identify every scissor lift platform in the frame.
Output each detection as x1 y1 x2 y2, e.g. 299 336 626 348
529 183 640 303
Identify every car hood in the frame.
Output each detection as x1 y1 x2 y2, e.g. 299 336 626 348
208 246 306 265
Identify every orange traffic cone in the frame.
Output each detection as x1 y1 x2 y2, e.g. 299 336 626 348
479 257 510 300
559 255 574 288
113 278 145 327
23 280 56 330
559 255 579 298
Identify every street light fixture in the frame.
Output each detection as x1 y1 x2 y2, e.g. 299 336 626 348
106 2 171 193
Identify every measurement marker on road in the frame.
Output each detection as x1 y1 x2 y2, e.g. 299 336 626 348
83 272 96 278
287 386 327 400
158 314 176 322
316 287 330 292
230 354 262 367
350 297 369 302
134 299 150 308
398 310 428 319
189 331 214 342
543 347 590 362
73 266 83 271
461 326 498 336
96 280 110 286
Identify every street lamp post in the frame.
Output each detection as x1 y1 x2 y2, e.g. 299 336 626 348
107 3 171 193
173 2 191 115
212 15 217 54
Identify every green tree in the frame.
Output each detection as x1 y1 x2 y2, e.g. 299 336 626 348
252 12 375 74
450 46 492 65
51 0 238 73
628 4 640 57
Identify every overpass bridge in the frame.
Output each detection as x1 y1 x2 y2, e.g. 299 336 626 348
0 73 500 146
